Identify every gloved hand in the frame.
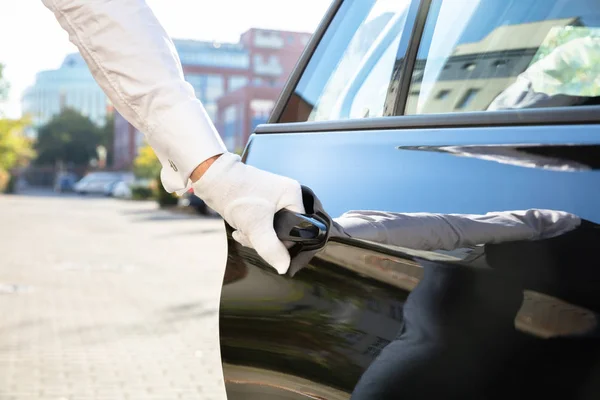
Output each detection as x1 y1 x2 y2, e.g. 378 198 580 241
192 152 305 274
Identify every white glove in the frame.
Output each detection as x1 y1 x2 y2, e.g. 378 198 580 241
192 152 305 274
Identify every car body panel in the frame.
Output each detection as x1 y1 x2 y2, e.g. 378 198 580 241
243 125 600 221
221 124 600 398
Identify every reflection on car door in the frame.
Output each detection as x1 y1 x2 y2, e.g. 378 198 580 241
220 0 600 399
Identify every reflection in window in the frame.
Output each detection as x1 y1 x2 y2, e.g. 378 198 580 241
405 0 600 115
436 89 451 99
279 0 412 123
343 330 366 345
363 337 391 357
455 88 480 109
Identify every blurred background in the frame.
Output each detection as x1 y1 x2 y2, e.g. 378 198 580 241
0 1 330 399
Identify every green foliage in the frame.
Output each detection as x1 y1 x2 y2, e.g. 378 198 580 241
527 26 600 97
0 117 35 171
0 64 34 191
35 108 102 166
133 144 161 179
4 174 17 194
154 173 178 207
131 185 153 200
530 26 597 65
0 168 9 192
99 113 115 167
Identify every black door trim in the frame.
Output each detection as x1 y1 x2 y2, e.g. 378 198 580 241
392 0 432 117
256 106 600 134
268 0 344 124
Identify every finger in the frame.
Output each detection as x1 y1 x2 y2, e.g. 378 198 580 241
277 182 305 214
248 227 291 275
232 230 252 248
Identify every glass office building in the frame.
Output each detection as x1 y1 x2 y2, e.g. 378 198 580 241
174 40 251 122
21 53 109 133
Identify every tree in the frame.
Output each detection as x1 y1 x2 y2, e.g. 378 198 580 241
0 63 34 192
0 116 35 192
0 116 35 171
0 62 33 170
99 113 115 167
35 108 102 166
133 144 161 179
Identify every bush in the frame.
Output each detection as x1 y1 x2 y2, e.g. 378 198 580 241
131 185 153 200
133 144 161 179
5 174 17 194
154 175 178 207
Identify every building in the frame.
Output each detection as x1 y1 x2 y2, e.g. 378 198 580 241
217 84 283 151
213 29 313 150
21 53 111 133
112 28 311 169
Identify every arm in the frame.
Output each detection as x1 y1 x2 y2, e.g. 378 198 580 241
335 209 581 251
42 0 224 191
43 0 305 274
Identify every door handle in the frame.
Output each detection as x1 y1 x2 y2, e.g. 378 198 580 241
273 209 328 247
272 186 334 276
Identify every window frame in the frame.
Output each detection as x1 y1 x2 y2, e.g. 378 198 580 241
266 0 600 130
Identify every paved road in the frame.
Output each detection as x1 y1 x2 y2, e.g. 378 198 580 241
0 191 228 400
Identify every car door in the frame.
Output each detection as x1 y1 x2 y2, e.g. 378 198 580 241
220 0 600 399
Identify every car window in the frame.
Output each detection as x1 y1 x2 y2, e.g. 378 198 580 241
404 0 600 115
278 0 412 123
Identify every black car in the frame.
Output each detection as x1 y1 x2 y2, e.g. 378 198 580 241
220 1 600 399
180 189 210 215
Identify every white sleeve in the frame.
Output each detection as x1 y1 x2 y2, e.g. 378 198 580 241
42 0 227 193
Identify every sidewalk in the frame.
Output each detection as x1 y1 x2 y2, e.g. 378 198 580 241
0 192 228 400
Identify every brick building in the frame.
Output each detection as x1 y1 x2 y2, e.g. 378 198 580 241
113 28 311 169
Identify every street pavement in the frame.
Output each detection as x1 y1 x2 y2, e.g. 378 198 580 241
0 190 229 400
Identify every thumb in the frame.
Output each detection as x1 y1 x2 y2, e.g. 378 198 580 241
248 227 291 275
232 230 252 248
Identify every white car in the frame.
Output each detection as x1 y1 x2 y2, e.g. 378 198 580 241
103 173 135 197
74 172 125 195
111 180 133 199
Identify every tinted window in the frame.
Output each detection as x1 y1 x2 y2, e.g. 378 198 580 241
279 0 412 123
405 0 600 115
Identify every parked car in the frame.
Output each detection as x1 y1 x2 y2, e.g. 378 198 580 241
110 178 153 200
111 180 133 199
74 172 126 195
219 1 600 399
178 189 208 214
53 172 78 193
103 173 135 197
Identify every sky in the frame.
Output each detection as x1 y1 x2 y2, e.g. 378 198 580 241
0 0 333 118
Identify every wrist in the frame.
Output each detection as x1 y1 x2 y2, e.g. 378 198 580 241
190 153 224 183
